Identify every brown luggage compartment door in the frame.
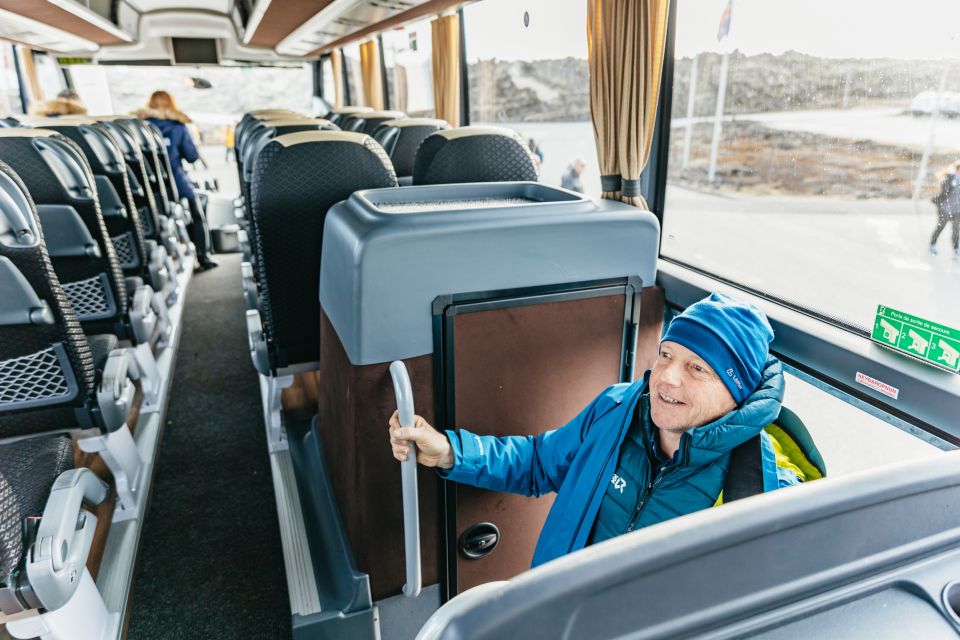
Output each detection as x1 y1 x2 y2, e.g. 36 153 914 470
435 279 656 598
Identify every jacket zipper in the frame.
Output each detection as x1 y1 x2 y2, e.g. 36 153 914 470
625 436 691 533
567 399 626 552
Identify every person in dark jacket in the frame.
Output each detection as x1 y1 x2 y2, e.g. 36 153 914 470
134 90 217 270
930 161 960 259
389 293 802 567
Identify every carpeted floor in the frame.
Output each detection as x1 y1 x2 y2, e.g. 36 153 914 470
127 254 291 639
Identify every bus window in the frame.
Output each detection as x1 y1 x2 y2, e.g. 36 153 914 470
463 0 597 196
663 0 960 335
783 371 942 476
0 44 24 115
382 19 435 117
342 42 366 106
32 51 65 100
320 55 336 105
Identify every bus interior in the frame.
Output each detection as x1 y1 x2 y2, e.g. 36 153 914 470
0 1 959 639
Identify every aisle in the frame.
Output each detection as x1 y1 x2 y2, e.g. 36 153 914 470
127 254 291 639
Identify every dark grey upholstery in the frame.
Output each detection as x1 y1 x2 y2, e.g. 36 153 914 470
0 161 100 438
242 120 341 257
250 131 397 370
412 127 540 186
0 436 73 582
0 130 129 332
35 121 150 277
372 118 449 178
97 120 162 240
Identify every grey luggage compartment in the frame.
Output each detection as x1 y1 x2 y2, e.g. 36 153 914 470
417 451 960 640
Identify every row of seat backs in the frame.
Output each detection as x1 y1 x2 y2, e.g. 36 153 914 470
0 129 130 335
0 160 104 439
246 122 540 372
28 118 151 275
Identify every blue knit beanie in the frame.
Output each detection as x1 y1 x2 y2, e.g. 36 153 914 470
661 292 774 405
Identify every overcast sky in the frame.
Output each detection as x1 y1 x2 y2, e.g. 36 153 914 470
463 0 960 62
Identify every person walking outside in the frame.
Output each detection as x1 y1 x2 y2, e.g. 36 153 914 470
133 90 218 270
930 161 960 259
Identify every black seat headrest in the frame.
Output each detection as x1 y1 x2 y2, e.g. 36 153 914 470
412 127 539 185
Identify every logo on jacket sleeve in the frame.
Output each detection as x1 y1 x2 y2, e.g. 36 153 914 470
611 473 626 494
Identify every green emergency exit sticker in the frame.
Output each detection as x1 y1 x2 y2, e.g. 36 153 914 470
872 305 960 373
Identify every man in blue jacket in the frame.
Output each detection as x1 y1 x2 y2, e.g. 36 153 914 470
389 292 799 567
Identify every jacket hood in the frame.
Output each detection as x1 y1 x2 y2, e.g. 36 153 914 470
28 98 87 116
680 355 784 467
131 107 191 124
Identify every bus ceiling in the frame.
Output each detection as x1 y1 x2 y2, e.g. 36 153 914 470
0 0 465 65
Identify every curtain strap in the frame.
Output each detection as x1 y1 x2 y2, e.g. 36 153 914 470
600 174 621 192
621 178 642 198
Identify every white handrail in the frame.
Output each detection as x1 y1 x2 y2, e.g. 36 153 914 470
390 360 422 598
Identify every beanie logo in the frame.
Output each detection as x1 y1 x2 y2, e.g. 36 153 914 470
726 368 743 390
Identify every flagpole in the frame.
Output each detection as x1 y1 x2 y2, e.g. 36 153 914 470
682 54 699 168
707 51 729 184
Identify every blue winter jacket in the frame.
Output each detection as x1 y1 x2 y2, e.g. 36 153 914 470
440 356 794 568
146 116 199 199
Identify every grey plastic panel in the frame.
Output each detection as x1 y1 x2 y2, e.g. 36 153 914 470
416 451 960 640
34 138 93 201
0 256 54 326
320 182 660 365
0 170 38 248
35 205 100 258
94 175 126 218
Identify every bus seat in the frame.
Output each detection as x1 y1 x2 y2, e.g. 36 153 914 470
0 162 149 518
412 127 539 185
32 120 160 291
326 105 374 127
0 130 134 330
239 119 340 307
372 118 450 184
351 110 407 135
247 130 397 375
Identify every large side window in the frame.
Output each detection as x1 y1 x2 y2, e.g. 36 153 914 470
0 44 24 115
32 52 65 100
381 20 435 117
664 0 960 336
320 55 336 103
342 43 365 106
462 0 596 195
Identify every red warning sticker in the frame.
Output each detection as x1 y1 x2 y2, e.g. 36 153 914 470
855 371 899 400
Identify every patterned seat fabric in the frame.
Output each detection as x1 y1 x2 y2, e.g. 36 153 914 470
373 119 449 178
0 162 98 439
0 130 129 331
242 121 341 256
36 121 149 275
0 436 74 584
251 131 397 370
412 127 540 185
97 120 162 240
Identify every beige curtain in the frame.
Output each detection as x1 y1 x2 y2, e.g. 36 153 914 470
588 0 671 207
393 65 409 113
331 49 344 109
20 48 44 103
431 14 460 127
359 39 385 110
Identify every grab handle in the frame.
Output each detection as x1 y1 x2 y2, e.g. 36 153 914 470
390 360 422 598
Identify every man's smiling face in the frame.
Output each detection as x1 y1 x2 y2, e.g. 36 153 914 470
649 340 737 434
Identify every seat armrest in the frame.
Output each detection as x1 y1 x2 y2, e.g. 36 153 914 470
97 348 139 431
22 468 108 612
246 309 270 375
